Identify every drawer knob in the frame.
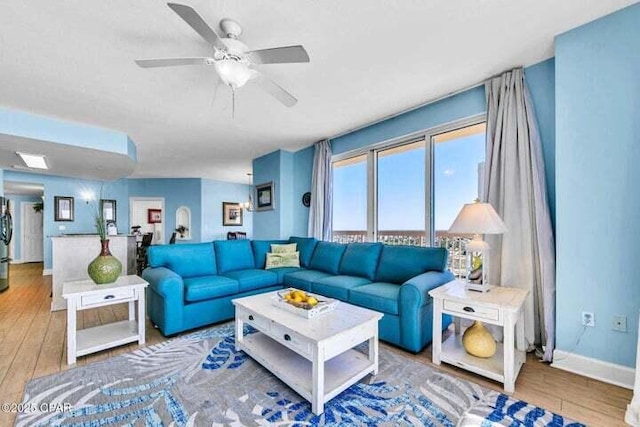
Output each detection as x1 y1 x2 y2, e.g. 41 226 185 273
104 295 115 300
248 315 254 321
463 306 475 313
284 334 291 341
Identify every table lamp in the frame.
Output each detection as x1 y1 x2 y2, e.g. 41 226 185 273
448 201 507 292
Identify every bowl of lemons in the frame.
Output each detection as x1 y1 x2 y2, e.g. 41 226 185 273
275 288 337 318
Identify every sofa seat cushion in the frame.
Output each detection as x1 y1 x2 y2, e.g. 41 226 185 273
268 267 305 283
223 269 278 292
339 242 383 280
283 269 331 291
375 245 449 284
348 282 400 315
148 243 217 278
183 275 239 302
288 237 319 268
309 242 347 274
252 240 289 269
214 240 255 273
311 275 371 301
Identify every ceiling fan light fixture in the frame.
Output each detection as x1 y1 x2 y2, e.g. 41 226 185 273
214 60 254 89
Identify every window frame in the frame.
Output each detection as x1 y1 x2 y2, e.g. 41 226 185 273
332 113 486 245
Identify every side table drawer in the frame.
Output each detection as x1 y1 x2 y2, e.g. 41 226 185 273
269 323 312 358
443 300 500 322
81 288 134 307
238 308 271 332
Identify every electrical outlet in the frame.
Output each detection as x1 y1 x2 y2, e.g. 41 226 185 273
58 225 66 231
582 311 595 327
612 315 628 332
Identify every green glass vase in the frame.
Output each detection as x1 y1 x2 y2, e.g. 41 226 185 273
88 239 122 284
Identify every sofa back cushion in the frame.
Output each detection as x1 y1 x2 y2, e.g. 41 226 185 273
308 242 347 274
339 242 383 280
214 240 255 273
375 245 449 284
148 243 217 278
289 236 319 268
251 240 289 269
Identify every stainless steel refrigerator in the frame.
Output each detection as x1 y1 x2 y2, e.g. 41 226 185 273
0 197 13 292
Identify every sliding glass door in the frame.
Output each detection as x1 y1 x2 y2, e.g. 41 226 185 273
332 116 486 272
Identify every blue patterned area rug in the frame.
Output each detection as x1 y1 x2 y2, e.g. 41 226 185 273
17 324 584 426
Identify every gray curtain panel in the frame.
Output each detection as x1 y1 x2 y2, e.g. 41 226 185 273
484 68 556 362
308 140 333 241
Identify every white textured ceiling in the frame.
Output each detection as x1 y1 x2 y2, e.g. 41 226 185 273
0 0 636 183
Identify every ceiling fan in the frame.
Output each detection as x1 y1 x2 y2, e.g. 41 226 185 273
135 3 310 108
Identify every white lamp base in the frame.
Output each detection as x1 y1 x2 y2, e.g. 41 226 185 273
465 282 490 293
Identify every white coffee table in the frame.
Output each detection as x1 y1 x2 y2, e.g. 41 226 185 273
233 291 383 415
63 275 148 365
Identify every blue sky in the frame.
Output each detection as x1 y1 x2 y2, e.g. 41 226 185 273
333 133 485 232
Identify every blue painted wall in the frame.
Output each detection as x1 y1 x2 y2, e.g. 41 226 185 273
7 194 42 261
0 107 132 157
128 178 202 244
201 179 253 241
331 86 487 156
291 146 315 237
525 59 556 228
555 3 640 367
4 170 130 270
252 151 282 239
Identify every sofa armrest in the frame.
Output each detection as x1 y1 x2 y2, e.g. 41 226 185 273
398 270 454 352
142 267 185 335
400 270 455 308
142 267 184 300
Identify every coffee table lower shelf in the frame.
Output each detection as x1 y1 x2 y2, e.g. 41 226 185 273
237 332 375 407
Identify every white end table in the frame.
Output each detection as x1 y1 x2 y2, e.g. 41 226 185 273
429 280 529 392
63 275 148 365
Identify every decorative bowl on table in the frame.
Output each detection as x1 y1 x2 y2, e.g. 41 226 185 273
272 288 338 318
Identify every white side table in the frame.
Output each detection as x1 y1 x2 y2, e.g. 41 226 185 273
429 280 529 392
63 275 148 365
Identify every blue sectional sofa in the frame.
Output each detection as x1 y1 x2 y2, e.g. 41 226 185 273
142 237 453 352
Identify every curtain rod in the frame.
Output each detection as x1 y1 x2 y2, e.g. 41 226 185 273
327 64 530 142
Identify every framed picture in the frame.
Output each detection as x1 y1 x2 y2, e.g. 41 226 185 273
255 181 275 211
100 199 117 222
223 202 243 226
54 196 74 221
148 208 162 224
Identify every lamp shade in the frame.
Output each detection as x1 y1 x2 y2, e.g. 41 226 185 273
448 202 507 234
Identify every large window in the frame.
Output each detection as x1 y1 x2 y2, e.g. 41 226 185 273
332 118 486 273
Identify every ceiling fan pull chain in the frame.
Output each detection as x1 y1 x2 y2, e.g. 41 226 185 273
232 87 236 118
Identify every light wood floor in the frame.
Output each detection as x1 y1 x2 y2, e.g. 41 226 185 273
0 263 632 426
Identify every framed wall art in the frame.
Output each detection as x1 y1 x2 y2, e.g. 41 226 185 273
255 181 275 212
223 202 243 226
148 208 162 224
54 196 74 221
101 199 117 222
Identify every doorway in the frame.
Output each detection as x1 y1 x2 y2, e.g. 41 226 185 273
4 181 45 264
129 197 165 244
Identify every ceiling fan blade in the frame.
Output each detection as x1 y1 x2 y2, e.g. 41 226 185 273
135 57 212 68
167 3 226 50
253 73 297 107
248 45 310 64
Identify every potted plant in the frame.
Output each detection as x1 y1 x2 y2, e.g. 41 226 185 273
175 225 189 238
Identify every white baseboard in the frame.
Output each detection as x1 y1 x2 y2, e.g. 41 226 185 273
552 349 634 389
10 259 25 264
42 269 52 276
